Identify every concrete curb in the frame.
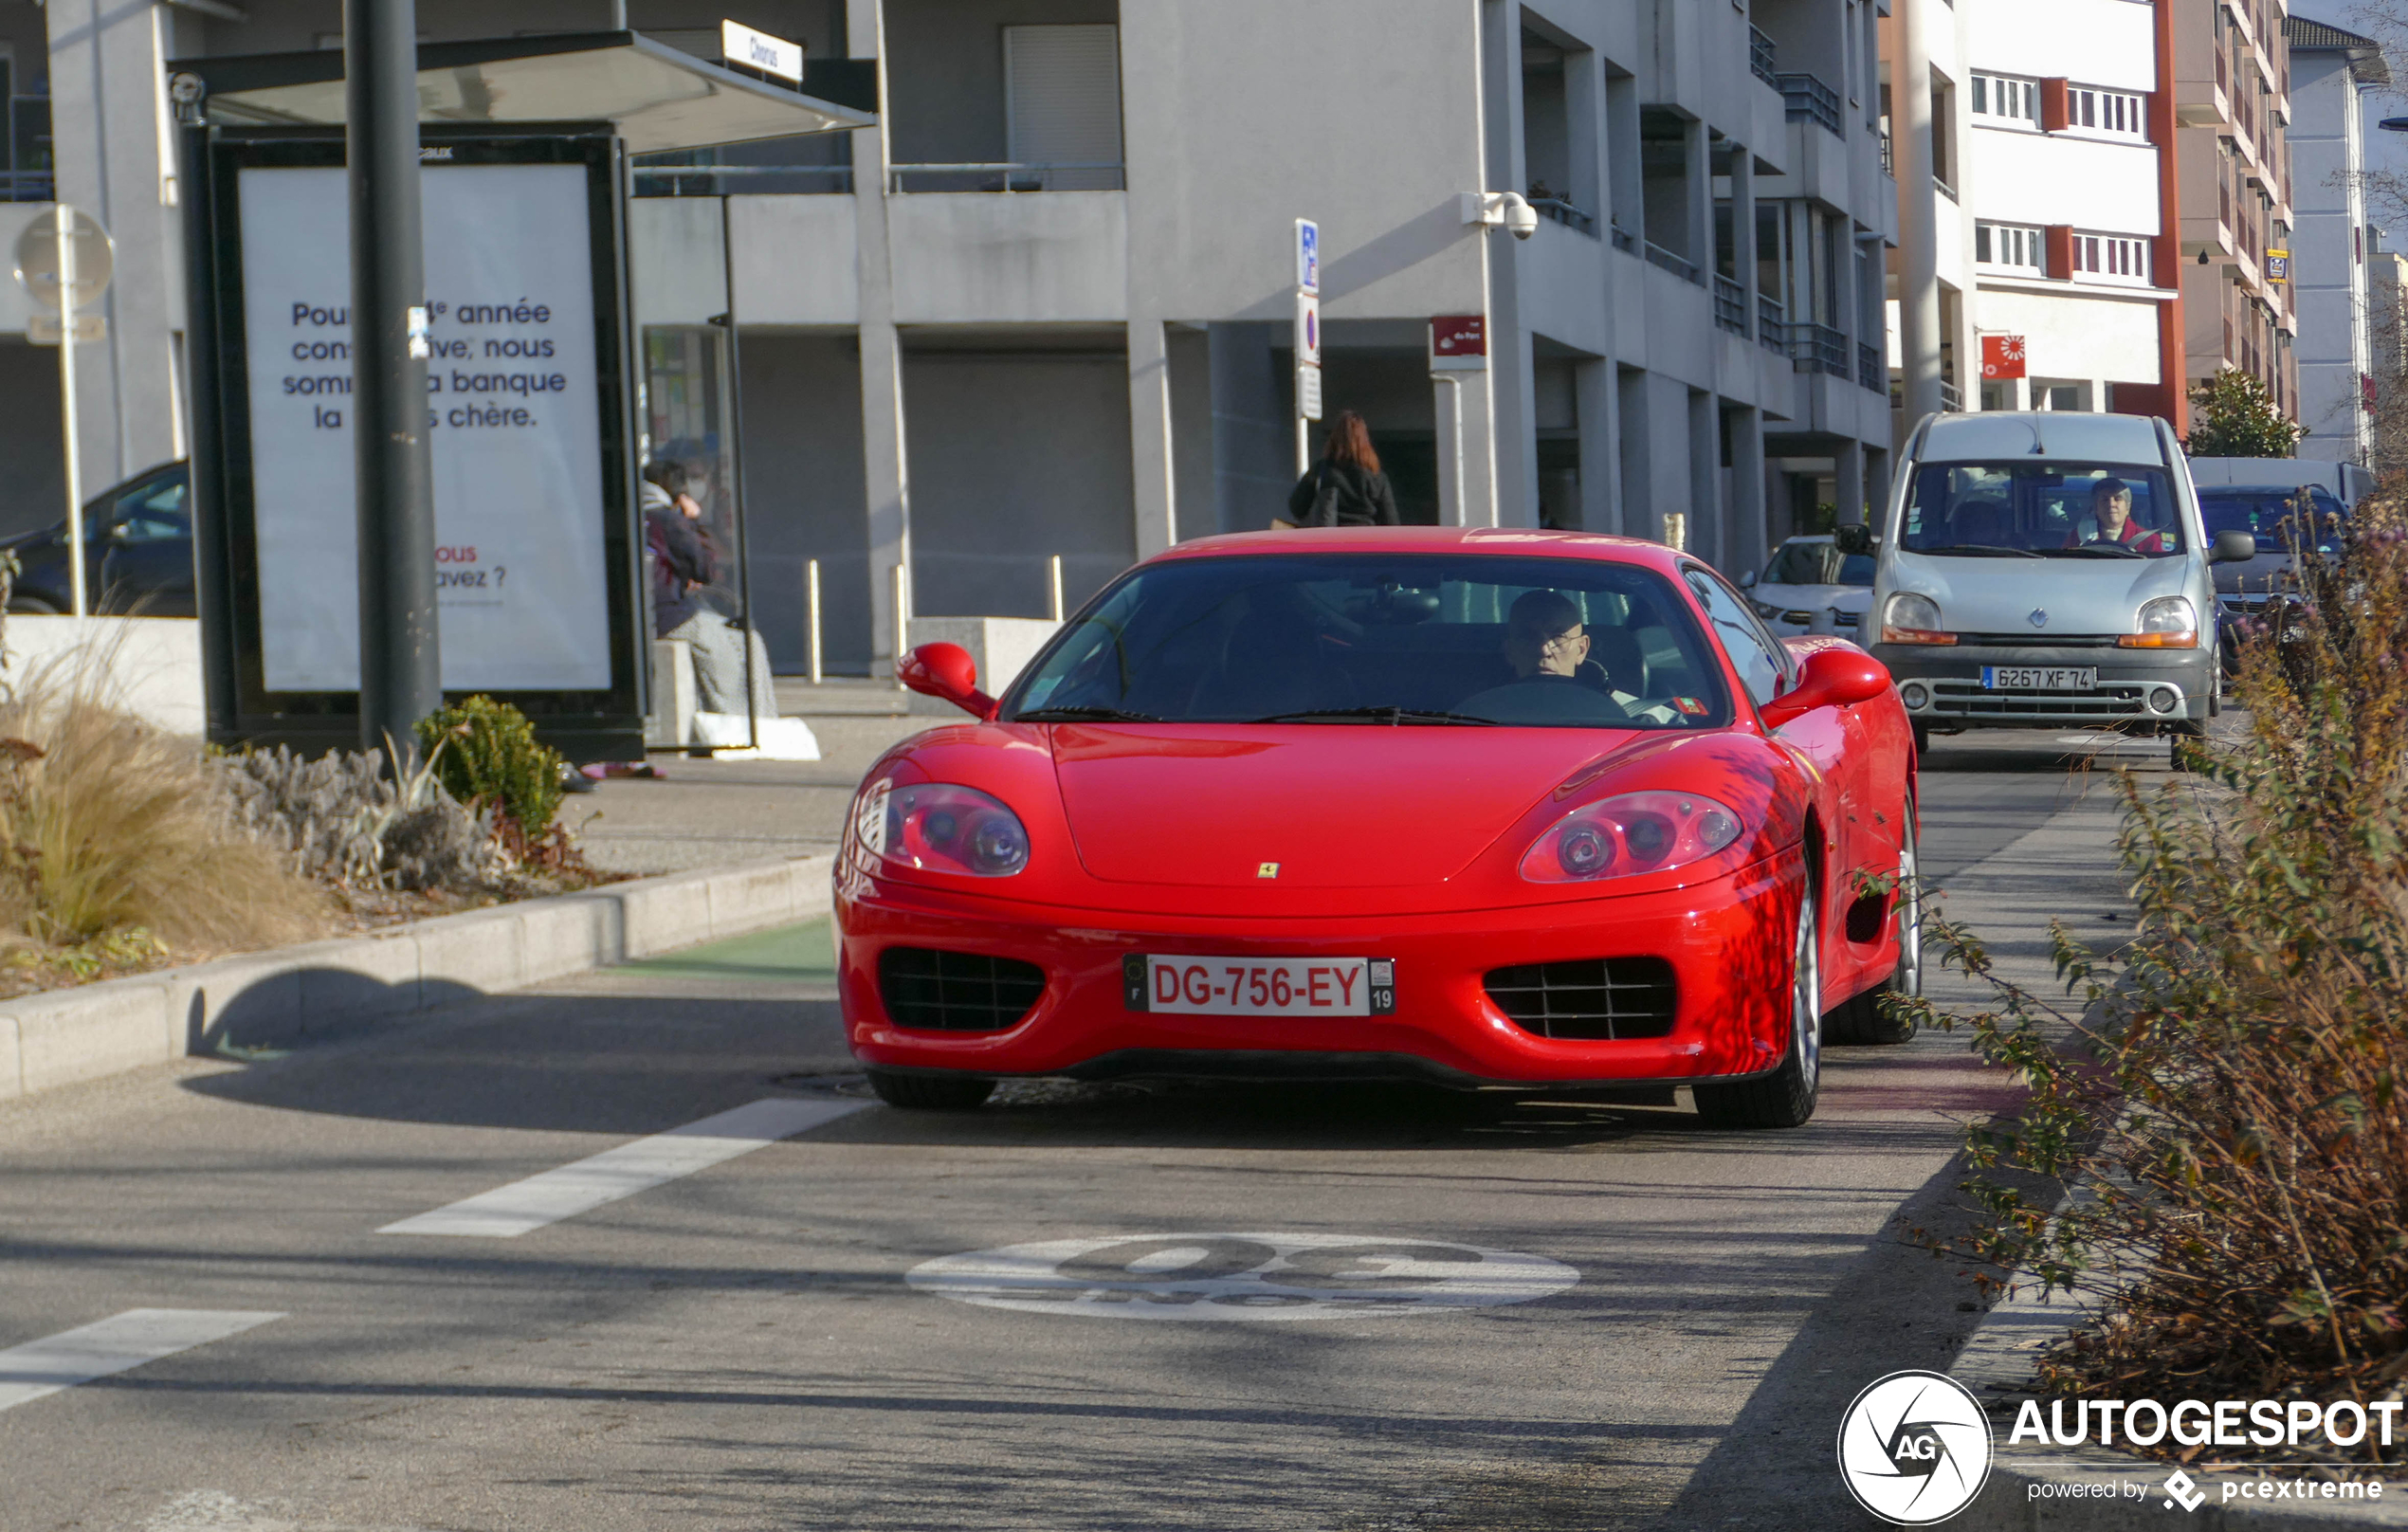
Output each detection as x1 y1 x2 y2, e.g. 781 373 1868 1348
1950 1279 2408 1527
0 854 834 1102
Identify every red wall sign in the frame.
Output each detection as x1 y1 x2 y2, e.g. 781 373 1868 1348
1431 315 1486 357
1980 334 2027 380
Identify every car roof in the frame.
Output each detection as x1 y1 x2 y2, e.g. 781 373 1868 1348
1916 411 2167 465
1154 525 1688 574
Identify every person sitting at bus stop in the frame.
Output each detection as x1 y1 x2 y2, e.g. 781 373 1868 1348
642 459 775 719
2073 477 2166 554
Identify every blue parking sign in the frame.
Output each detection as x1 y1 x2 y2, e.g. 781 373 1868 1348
1297 219 1319 296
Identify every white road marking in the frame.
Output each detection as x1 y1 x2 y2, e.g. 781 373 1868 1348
378 1097 865 1238
0 1309 283 1413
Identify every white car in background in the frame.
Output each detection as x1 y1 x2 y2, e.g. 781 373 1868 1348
1741 535 1876 638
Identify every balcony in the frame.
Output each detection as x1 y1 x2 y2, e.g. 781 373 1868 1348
1778 73 1843 137
1645 242 1702 284
1530 196 1598 236
1858 341 1884 393
1757 295 1788 355
1789 321 1849 376
1713 274 1747 335
634 162 853 197
889 161 1126 193
1941 380 1964 412
1609 220 1638 254
1749 26 1779 88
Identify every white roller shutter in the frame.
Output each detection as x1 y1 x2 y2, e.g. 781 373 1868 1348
1004 24 1122 191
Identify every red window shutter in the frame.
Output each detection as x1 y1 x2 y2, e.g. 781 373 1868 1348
2039 78 2071 132
2044 225 2074 280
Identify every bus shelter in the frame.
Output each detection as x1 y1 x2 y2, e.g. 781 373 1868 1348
169 31 873 760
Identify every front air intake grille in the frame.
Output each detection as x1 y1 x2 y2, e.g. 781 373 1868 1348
1484 958 1679 1041
878 947 1046 1032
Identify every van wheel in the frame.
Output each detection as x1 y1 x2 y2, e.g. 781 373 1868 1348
2167 720 2209 773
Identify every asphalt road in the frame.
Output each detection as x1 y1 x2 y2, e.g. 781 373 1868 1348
0 727 2170 1531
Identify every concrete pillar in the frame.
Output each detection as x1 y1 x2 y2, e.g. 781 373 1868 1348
1127 319 1177 557
1894 0 1944 423
1833 440 1866 528
1866 446 1893 532
1616 365 1651 537
1728 406 1767 574
1687 388 1718 566
1734 148 1760 329
1575 357 1616 534
1432 368 1496 526
47 0 183 485
849 0 910 673
1481 0 1535 528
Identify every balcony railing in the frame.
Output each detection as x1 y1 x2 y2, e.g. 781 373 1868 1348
1880 131 1893 175
1940 380 1964 412
1789 320 1849 376
1609 220 1638 254
1749 25 1778 87
888 161 1126 193
1858 341 1884 393
1778 73 1843 137
0 170 51 204
1530 196 1597 236
1644 241 1702 284
1712 273 1747 335
1757 295 1788 355
632 163 852 197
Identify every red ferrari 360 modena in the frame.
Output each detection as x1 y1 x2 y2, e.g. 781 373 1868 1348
835 528 1920 1128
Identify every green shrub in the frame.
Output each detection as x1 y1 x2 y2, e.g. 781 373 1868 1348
414 696 564 838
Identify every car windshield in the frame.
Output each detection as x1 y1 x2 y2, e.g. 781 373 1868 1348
1763 540 1874 586
1004 553 1735 730
2198 484 2345 555
1899 462 2187 558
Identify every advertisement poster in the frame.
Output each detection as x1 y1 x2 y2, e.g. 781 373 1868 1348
239 163 611 692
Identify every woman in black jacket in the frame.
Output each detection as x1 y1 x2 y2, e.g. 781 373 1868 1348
1287 410 1402 526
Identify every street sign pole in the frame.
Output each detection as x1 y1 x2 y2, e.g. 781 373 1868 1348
1294 219 1321 477
55 210 82 619
347 0 443 760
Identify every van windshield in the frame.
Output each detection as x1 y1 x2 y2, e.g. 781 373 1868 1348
1900 463 2187 559
2198 485 2344 555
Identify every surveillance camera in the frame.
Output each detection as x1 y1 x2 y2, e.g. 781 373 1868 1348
1506 199 1540 240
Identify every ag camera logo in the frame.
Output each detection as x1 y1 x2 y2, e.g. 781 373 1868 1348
1837 1370 1995 1524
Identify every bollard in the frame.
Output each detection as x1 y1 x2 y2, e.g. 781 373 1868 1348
806 558 823 684
1049 554 1065 623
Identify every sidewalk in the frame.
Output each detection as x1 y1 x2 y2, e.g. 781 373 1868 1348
569 679 929 875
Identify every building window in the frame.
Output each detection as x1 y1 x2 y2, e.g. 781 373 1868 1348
2071 231 2152 286
2070 86 2146 139
1975 221 2045 271
1971 73 2039 126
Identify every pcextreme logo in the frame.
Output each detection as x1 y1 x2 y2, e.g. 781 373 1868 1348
1837 1370 1995 1525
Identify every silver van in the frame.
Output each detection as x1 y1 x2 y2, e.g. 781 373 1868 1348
1857 412 2254 755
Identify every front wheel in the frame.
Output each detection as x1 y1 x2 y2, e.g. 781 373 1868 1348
867 1069 996 1111
1827 802 1920 1045
1695 892 1821 1129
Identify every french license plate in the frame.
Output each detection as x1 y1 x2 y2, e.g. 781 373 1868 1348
1124 954 1396 1016
1982 666 2096 691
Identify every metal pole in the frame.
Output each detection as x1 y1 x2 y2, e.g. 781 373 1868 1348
1296 414 1311 478
891 560 908 688
347 0 441 760
610 0 627 27
1048 554 1064 622
806 558 822 684
720 193 757 750
55 209 84 620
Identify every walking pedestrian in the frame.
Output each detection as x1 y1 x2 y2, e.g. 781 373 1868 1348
1286 410 1402 527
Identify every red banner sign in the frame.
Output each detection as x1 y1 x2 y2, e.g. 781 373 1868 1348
1980 334 2027 380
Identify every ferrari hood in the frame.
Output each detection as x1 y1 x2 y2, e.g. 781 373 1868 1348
1047 723 1639 887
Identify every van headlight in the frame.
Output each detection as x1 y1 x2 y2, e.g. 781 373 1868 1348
1880 593 1954 646
2118 596 2198 649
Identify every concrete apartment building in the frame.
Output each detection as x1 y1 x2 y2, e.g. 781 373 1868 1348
1887 0 2302 435
2284 13 2383 464
7 0 1898 677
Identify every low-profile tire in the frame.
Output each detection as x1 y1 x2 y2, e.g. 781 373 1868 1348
1827 802 1921 1046
1911 720 1931 757
1695 892 1822 1129
867 1069 996 1111
2167 718 2209 773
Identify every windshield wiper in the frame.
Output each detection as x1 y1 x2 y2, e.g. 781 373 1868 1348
1251 706 1498 726
1013 705 1162 722
2057 543 2147 558
1909 544 2045 559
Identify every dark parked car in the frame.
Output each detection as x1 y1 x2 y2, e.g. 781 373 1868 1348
4 461 193 616
2198 483 2344 672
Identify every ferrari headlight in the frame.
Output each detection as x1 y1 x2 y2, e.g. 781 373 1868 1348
1519 791 1746 885
853 781 1031 877
2119 596 2198 649
1880 593 1953 646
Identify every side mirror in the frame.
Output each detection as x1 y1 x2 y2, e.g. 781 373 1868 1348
1740 570 1758 588
898 642 999 720
1832 523 1877 557
2210 529 2259 564
1760 646 1893 730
